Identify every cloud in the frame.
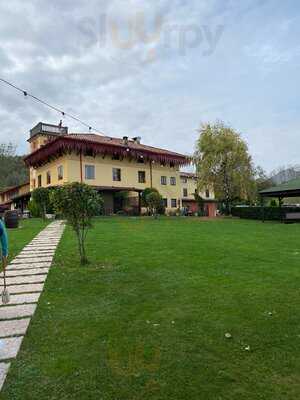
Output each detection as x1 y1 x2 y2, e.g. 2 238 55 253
0 0 299 174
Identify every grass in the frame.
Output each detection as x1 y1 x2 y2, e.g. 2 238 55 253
2 217 300 399
1 218 48 270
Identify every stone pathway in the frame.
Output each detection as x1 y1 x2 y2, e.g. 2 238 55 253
0 220 65 391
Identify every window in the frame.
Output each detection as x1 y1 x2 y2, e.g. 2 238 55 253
137 157 144 164
181 177 187 183
205 189 210 198
113 168 121 181
171 199 177 208
170 177 176 186
46 171 51 185
138 171 146 183
161 176 167 185
112 154 120 160
32 179 36 189
85 165 95 180
38 175 42 187
163 198 168 208
183 188 188 197
58 165 64 180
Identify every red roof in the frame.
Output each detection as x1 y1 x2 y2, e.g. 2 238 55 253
0 182 30 195
24 134 190 167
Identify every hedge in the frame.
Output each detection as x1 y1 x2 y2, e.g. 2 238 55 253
231 206 300 221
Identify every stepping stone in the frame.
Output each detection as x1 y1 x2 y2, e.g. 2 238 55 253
0 318 30 337
0 275 47 285
16 254 54 259
1 268 49 277
34 239 58 242
7 284 44 294
0 337 23 360
7 263 51 270
21 249 55 254
11 257 53 264
15 254 53 259
23 247 56 251
0 293 40 306
0 363 10 391
0 304 36 320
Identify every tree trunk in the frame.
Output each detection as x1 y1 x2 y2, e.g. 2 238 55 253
76 230 88 266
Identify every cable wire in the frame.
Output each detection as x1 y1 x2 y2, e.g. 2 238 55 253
0 78 105 135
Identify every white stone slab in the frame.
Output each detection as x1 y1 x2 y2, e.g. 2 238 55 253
0 337 23 360
0 304 36 320
35 236 60 239
11 257 53 264
25 243 57 247
1 268 49 277
0 362 10 391
7 284 44 294
30 239 59 242
15 253 54 260
0 318 30 337
7 262 51 270
23 248 56 253
0 275 47 285
20 250 55 254
1 293 40 306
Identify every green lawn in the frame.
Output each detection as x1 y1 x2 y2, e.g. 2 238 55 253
2 218 48 270
2 217 300 399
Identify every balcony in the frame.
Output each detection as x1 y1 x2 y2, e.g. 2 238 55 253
30 122 68 138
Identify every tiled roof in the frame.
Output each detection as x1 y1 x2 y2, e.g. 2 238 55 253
67 134 188 158
25 133 190 168
0 182 30 195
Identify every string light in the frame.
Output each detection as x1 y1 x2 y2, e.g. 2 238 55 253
0 77 105 135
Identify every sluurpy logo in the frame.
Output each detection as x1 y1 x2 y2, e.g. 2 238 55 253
77 4 225 68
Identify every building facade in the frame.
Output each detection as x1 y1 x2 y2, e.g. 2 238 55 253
180 172 217 217
0 122 216 216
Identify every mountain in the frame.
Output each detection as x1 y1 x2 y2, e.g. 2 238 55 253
270 165 300 185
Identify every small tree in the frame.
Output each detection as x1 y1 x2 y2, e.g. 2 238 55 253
51 183 103 265
141 188 159 207
146 191 164 218
32 188 52 219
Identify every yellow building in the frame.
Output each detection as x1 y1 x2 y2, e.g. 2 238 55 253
24 122 191 215
180 172 217 217
0 122 216 216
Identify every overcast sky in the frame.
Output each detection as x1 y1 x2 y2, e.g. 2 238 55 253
0 0 299 173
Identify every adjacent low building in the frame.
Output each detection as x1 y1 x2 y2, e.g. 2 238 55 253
0 122 216 216
180 172 217 217
0 182 30 213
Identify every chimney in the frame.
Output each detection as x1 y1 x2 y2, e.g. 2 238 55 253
123 136 129 145
132 136 141 144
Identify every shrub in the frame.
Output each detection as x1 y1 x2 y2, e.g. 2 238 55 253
142 188 165 216
27 199 41 218
32 187 53 219
231 206 300 221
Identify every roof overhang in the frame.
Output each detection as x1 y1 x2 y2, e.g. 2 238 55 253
24 136 190 168
260 189 300 198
